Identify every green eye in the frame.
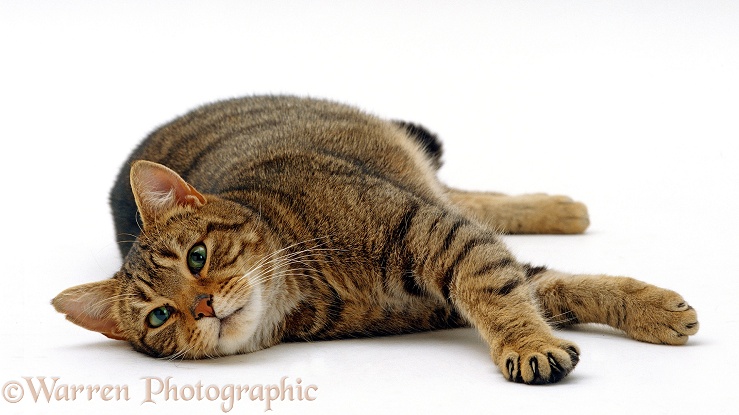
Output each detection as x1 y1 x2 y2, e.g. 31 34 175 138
147 306 171 328
187 243 207 274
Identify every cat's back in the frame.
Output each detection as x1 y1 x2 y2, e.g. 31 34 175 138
110 96 443 254
120 96 437 191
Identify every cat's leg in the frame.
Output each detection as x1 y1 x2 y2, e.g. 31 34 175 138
406 208 580 384
524 266 699 344
445 188 590 234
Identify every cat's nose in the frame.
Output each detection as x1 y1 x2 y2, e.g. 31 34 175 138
192 294 215 320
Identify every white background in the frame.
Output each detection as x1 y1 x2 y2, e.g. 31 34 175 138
1 1 737 414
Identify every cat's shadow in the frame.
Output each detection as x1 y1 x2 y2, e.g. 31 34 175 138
187 327 492 367
58 327 490 366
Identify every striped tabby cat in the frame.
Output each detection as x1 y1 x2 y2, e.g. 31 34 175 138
52 96 698 384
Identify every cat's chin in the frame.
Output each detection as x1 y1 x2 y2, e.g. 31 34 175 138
213 283 265 357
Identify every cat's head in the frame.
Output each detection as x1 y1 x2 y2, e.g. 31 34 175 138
52 161 278 358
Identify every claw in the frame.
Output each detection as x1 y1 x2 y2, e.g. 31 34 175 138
566 346 580 365
506 358 516 381
530 357 540 380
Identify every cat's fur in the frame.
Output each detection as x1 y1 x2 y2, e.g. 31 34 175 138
52 96 698 384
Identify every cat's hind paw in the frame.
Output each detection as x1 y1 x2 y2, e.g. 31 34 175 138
504 194 590 234
622 286 699 345
497 338 580 384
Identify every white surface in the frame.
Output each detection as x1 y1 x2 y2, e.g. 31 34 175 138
1 1 737 414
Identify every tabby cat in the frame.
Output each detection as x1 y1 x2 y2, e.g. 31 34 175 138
52 96 698 384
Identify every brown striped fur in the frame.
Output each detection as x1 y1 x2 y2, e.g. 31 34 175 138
52 96 698 384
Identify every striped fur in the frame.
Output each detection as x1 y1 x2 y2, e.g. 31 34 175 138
52 96 698 384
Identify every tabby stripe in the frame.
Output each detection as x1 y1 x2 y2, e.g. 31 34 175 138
137 336 163 358
447 309 467 327
177 120 282 181
219 151 437 261
154 247 180 261
121 269 135 281
429 307 448 327
143 253 168 275
206 220 248 235
472 257 515 277
441 219 467 254
220 184 305 220
282 300 318 341
161 337 175 354
390 204 419 244
308 147 441 204
298 146 378 181
440 268 456 301
314 237 337 268
379 204 419 283
288 269 324 340
483 278 522 296
163 212 190 229
426 217 470 267
401 256 424 296
135 287 152 303
157 106 271 171
227 198 287 244
427 307 468 329
427 212 446 235
284 254 331 293
296 261 325 299
272 145 398 197
618 302 627 328
217 239 251 270
523 264 548 280
439 237 499 299
312 284 345 338
220 145 438 206
220 189 304 248
136 274 155 289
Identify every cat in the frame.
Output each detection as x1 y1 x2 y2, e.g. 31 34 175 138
52 95 698 384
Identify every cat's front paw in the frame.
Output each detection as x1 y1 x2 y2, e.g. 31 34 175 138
496 337 580 384
622 285 699 345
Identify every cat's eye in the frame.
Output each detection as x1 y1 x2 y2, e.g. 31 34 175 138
147 306 172 328
187 243 207 274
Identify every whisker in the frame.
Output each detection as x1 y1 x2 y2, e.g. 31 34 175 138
545 310 579 326
239 243 344 282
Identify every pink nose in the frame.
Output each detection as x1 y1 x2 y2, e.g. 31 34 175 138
192 295 215 319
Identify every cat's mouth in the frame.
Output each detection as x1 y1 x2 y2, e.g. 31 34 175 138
219 306 244 324
218 306 244 330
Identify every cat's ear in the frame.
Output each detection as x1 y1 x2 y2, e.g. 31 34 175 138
51 280 126 341
130 160 207 227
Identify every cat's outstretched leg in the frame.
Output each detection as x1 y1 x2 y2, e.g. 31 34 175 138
405 207 580 384
524 266 699 344
445 189 590 234
448 266 582 384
